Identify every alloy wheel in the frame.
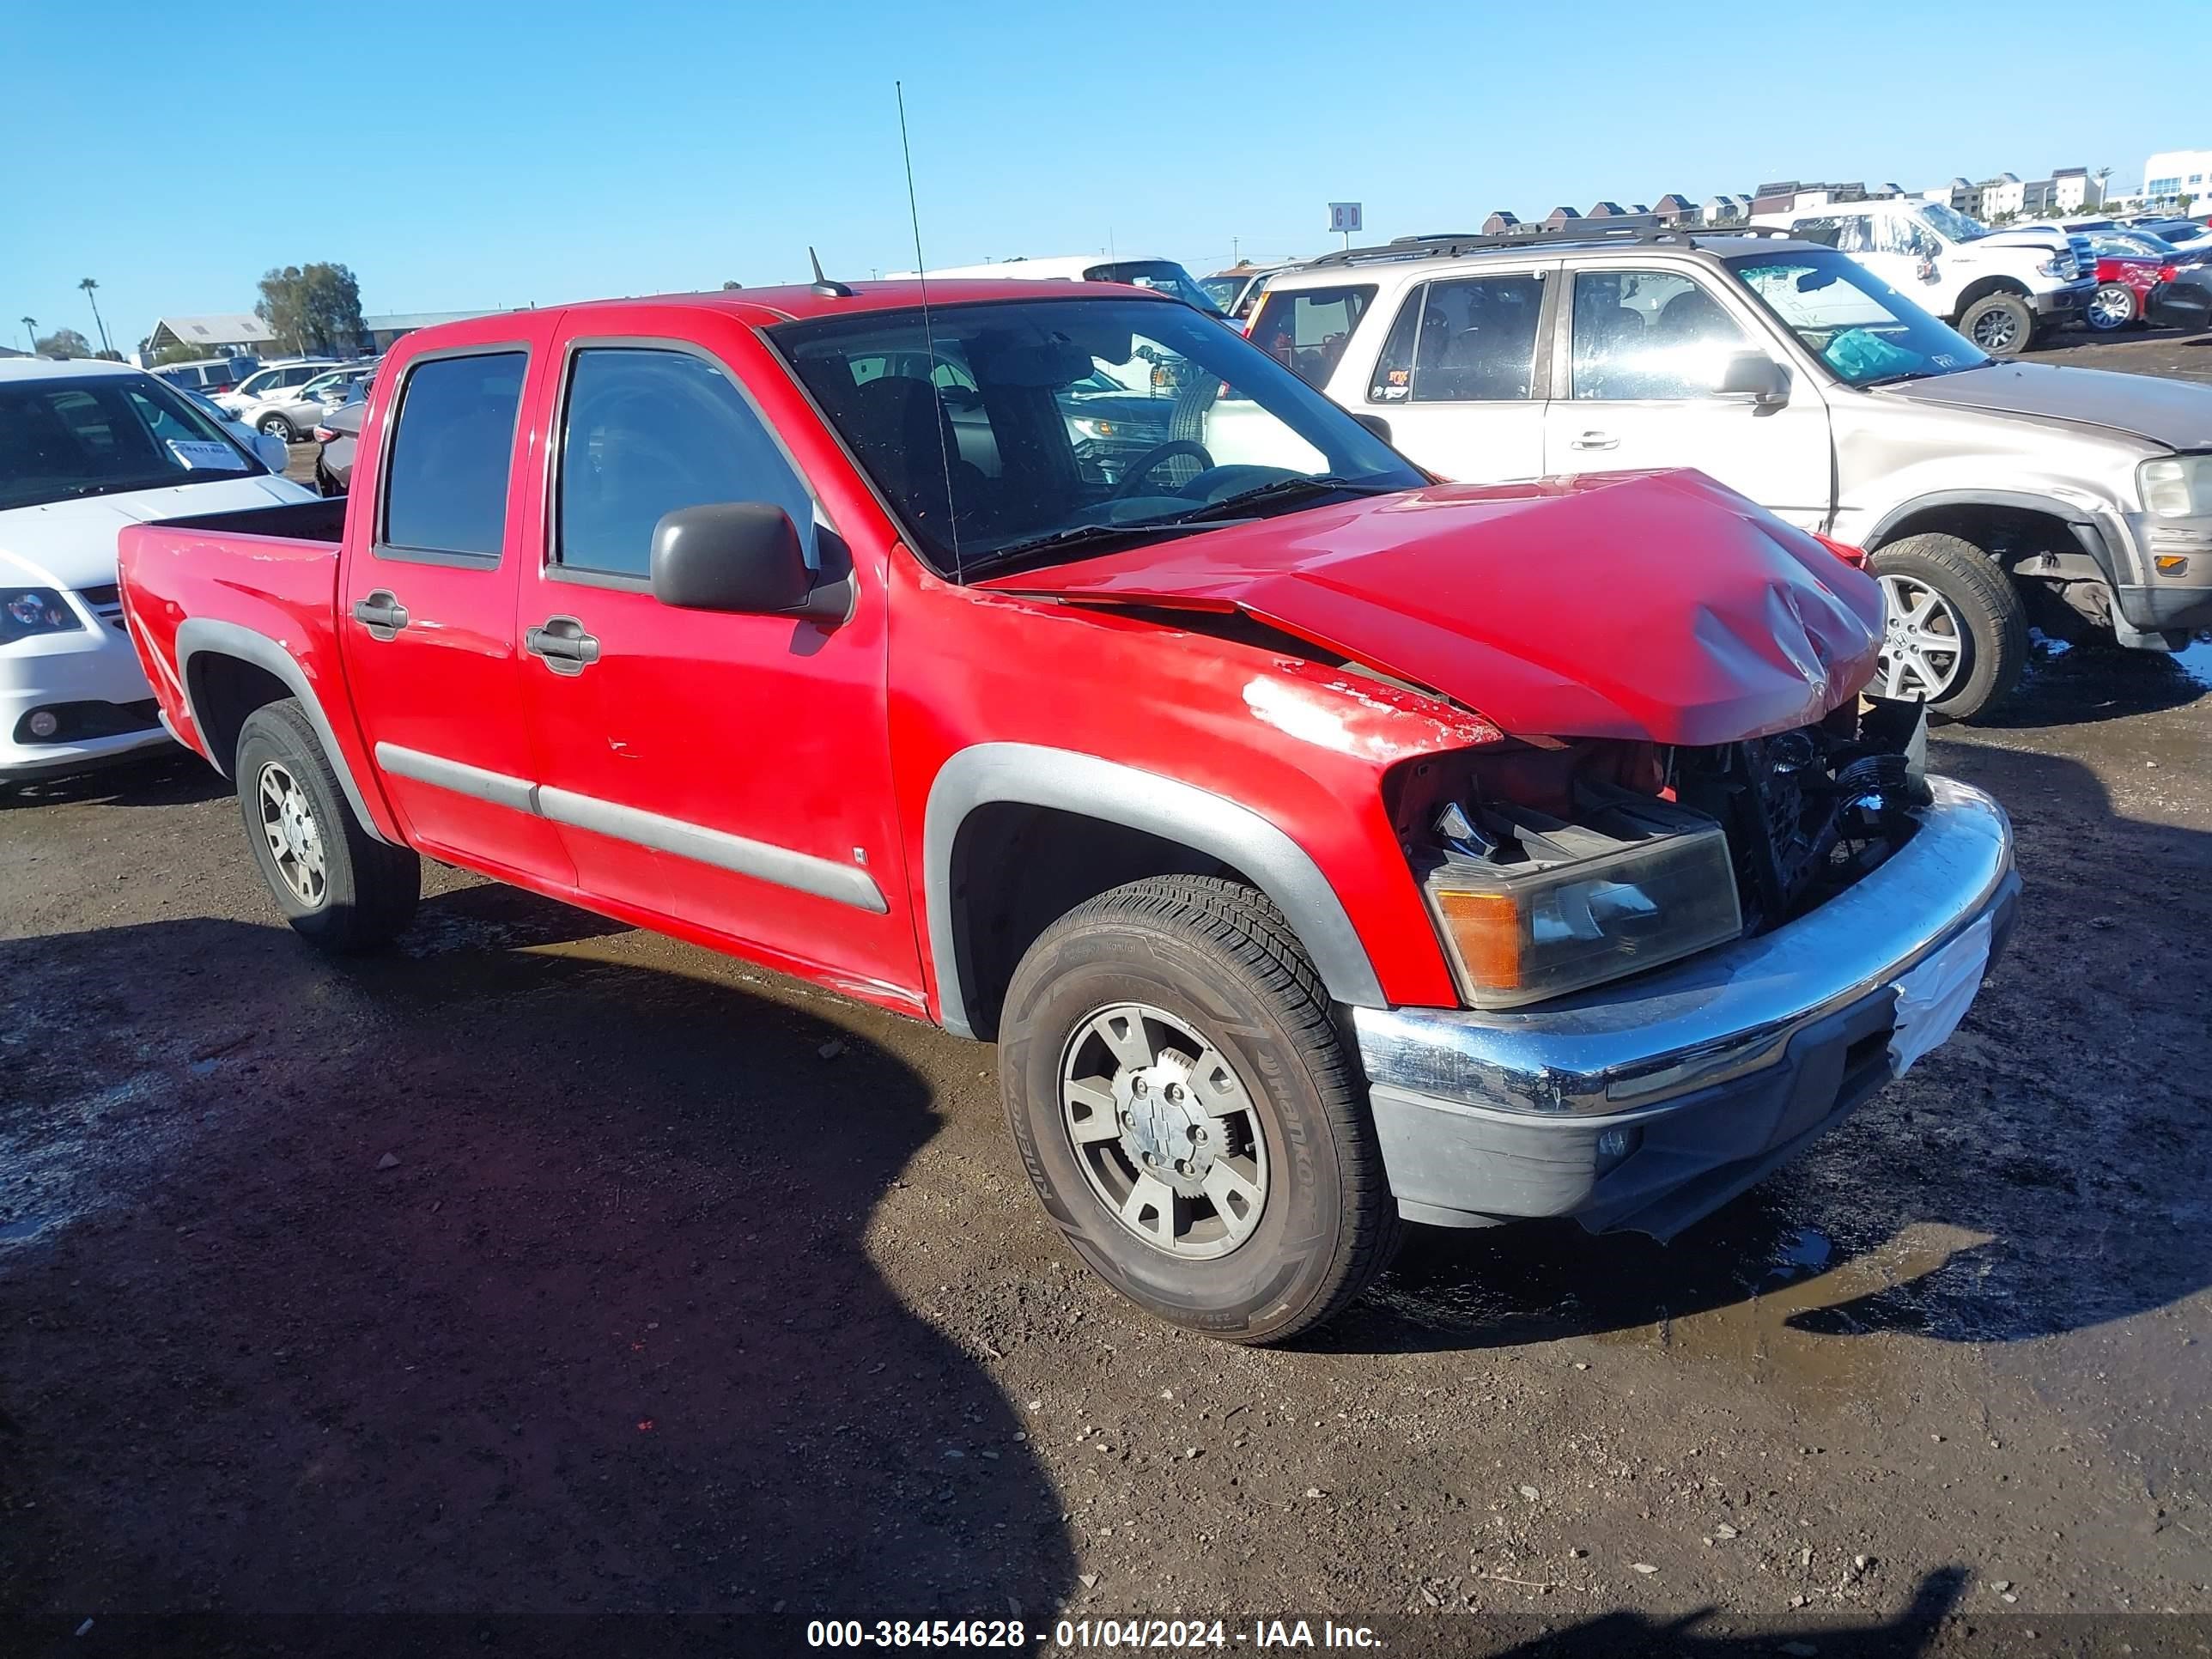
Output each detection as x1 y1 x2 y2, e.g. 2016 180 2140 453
2086 284 2134 330
257 761 327 906
1968 307 2021 351
1876 573 1966 702
1059 1001 1270 1260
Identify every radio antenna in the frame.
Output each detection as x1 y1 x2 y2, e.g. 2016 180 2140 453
896 79 962 579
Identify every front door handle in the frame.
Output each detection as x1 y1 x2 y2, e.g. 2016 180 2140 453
525 615 601 677
1568 431 1620 452
351 590 410 640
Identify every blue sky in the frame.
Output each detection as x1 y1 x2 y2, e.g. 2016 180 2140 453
6 0 2206 356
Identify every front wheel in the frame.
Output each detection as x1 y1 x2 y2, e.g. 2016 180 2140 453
1867 532 2028 720
258 413 297 444
998 876 1400 1344
2084 283 2137 331
1956 292 2036 356
235 698 420 950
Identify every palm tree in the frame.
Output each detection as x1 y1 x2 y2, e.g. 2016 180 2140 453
79 278 112 356
19 316 34 353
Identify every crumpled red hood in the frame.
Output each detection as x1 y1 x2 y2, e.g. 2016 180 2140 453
980 471 1883 746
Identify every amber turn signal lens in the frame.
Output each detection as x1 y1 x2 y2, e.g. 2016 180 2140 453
2154 555 2189 574
1433 888 1522 991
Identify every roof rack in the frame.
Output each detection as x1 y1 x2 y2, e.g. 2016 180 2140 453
1301 224 1796 269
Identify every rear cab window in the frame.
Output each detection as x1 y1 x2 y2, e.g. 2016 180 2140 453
1248 284 1377 389
378 351 528 562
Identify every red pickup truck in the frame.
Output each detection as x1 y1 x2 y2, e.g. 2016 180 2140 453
117 281 2017 1342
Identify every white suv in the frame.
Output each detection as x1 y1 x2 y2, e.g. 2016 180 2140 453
1752 200 2094 356
1250 227 2212 719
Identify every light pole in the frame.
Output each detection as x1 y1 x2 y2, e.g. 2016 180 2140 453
79 278 112 357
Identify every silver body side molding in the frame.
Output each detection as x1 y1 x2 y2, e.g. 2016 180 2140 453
922 742 1387 1039
174 617 397 844
372 743 888 915
537 787 889 914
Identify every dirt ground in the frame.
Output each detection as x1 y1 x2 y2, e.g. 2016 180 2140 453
3 341 2210 1657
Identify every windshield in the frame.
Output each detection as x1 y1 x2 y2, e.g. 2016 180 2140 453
1916 203 1992 244
0 373 259 510
774 296 1422 579
1083 259 1226 317
1728 249 1989 386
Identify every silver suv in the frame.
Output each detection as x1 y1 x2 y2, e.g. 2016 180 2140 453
1252 228 2212 718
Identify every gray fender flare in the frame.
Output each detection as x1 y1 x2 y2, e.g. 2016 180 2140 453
174 617 397 844
922 742 1388 1039
1863 489 2126 586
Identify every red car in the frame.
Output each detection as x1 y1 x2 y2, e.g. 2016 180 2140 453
2086 252 2182 330
114 281 2014 1343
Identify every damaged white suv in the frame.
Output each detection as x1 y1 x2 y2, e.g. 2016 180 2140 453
1250 227 2212 719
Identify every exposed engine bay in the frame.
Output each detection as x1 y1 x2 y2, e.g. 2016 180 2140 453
1391 699 1933 1006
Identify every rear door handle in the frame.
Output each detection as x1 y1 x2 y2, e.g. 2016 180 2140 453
525 615 601 677
1568 431 1620 452
351 590 410 639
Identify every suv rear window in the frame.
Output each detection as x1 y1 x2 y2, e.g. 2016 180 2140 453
1249 285 1376 388
380 351 527 561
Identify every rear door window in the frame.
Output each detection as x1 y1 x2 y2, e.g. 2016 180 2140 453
380 351 528 561
1370 275 1546 402
1248 284 1376 388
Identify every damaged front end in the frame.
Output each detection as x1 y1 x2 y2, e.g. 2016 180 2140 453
1392 699 1933 1012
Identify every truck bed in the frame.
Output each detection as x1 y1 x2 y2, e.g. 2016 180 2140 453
149 497 349 543
117 502 358 783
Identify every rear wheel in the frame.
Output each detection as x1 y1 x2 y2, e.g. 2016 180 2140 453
1956 292 2035 356
2085 283 2137 331
998 875 1400 1344
235 698 419 950
1867 532 2028 720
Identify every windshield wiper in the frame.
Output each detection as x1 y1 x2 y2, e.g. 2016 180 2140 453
956 519 1221 578
1169 475 1398 524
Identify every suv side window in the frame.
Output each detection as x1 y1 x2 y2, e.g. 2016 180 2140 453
1370 274 1544 403
1569 270 1752 401
556 346 815 581
1249 284 1376 388
380 350 528 561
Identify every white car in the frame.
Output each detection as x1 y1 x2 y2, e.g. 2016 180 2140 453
234 362 377 444
1752 199 2096 356
2 359 313 784
213 358 343 417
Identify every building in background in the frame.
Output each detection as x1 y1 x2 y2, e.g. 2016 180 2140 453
2142 148 2210 204
143 313 279 362
357 310 502 353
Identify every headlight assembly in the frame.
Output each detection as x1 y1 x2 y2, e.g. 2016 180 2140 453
1 588 85 645
2138 454 2212 518
1420 792 1743 1009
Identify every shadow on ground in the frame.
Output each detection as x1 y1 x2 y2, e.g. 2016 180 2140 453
1968 635 2211 731
1319 740 2212 1361
0 750 227 811
0 898 1073 1621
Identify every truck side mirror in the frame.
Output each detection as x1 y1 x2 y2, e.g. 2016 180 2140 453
648 502 849 622
1717 350 1790 406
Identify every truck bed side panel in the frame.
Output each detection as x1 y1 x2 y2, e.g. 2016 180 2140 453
117 521 403 842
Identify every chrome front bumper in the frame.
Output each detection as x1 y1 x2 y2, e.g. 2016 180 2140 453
1354 777 2018 1237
